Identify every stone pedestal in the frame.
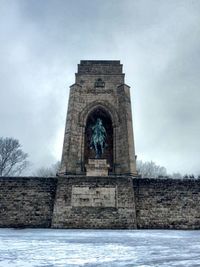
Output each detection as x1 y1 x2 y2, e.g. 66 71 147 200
85 159 110 176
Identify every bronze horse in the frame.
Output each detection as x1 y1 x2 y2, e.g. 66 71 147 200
90 118 106 158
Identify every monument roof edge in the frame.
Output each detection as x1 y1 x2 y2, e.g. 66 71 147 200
80 60 121 65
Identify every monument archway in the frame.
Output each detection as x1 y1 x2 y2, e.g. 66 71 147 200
84 107 113 172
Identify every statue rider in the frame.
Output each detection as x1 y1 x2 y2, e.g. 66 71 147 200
90 118 107 158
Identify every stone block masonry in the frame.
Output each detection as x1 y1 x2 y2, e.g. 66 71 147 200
51 176 136 229
60 60 137 176
0 176 200 229
134 178 200 229
0 177 57 228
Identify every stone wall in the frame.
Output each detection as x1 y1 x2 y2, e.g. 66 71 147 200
134 178 200 229
0 177 57 228
0 176 200 229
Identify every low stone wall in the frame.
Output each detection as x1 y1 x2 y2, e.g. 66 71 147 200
0 176 200 229
0 177 57 228
134 178 200 229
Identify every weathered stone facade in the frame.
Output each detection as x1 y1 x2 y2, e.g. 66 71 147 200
60 60 137 176
1 177 200 229
0 177 57 228
134 178 200 229
52 176 136 229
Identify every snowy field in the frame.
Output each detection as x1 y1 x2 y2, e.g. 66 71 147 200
0 229 200 267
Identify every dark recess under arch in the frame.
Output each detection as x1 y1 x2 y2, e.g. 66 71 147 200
84 107 113 172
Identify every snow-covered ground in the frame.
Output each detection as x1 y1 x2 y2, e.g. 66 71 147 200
0 229 200 267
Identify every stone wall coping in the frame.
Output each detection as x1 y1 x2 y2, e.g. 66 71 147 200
1 176 200 185
58 176 200 187
0 177 58 181
133 177 200 185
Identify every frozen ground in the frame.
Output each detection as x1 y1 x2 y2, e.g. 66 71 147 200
0 229 200 267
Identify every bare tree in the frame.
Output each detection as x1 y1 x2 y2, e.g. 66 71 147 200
170 172 183 179
137 160 167 178
33 161 60 177
183 174 195 179
0 137 29 176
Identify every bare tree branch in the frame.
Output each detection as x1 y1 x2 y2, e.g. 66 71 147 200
0 137 29 176
137 160 167 178
33 161 60 177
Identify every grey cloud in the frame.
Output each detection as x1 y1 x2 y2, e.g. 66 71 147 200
0 0 200 174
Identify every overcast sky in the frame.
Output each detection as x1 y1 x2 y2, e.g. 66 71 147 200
1 0 200 175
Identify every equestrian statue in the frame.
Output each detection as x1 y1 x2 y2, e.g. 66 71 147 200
90 118 107 158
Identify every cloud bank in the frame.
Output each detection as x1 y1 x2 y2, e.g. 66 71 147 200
0 0 200 175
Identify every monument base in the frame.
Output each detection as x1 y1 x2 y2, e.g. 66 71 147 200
51 175 137 229
85 159 110 176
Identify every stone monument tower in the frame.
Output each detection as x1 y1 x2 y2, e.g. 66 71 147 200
53 60 137 228
59 60 137 176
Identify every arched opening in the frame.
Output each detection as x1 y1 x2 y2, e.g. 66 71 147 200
84 107 113 172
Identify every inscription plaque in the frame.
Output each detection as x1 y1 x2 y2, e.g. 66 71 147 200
71 186 116 207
